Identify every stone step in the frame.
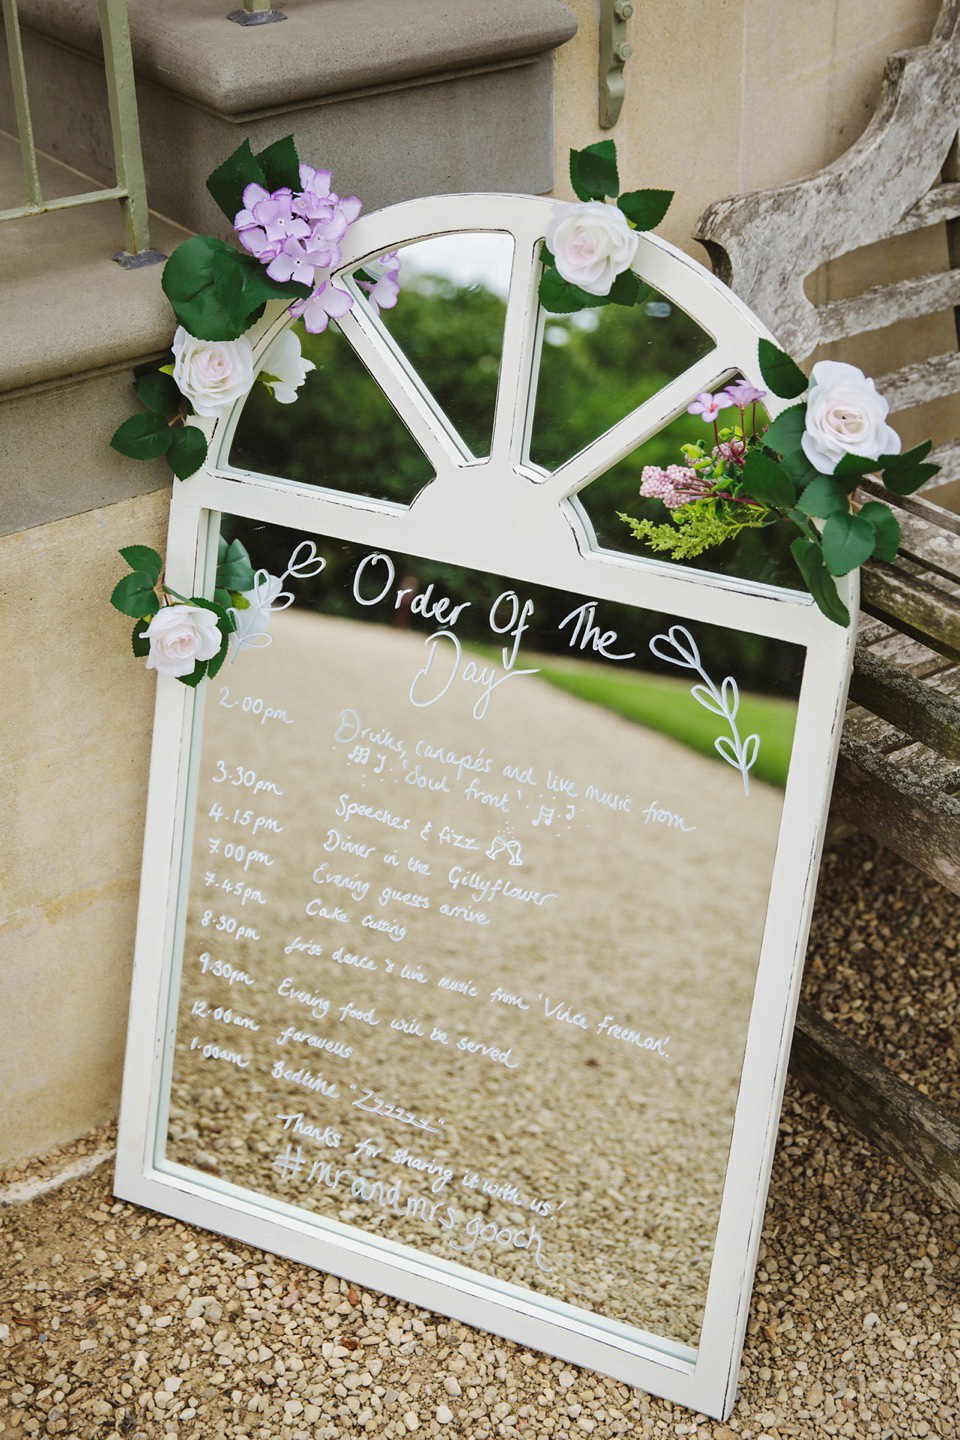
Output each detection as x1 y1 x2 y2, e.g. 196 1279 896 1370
2 0 577 237
0 132 186 534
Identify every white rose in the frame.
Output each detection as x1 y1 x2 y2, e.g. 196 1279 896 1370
260 328 315 404
546 200 639 296
801 360 901 473
144 604 222 677
172 327 255 416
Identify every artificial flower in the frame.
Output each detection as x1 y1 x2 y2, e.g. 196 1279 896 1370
260 328 315 404
720 381 766 409
144 604 222 677
801 361 901 473
687 391 725 423
289 280 354 334
545 200 639 296
358 252 401 314
171 328 255 417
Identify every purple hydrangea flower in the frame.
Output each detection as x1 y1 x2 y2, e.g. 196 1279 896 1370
289 280 354 334
358 252 401 315
266 236 331 287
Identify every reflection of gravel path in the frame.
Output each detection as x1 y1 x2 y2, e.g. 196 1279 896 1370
167 608 787 1348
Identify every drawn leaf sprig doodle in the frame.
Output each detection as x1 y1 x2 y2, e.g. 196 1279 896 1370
648 625 760 796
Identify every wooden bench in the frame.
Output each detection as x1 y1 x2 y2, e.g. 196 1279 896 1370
693 0 960 1205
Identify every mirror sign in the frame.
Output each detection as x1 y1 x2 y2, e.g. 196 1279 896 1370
115 208 855 1424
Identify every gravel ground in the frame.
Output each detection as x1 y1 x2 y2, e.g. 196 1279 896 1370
1 834 958 1439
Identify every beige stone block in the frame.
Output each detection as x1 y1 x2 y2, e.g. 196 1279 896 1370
0 489 171 1164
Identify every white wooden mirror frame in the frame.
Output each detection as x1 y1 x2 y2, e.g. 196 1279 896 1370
114 193 856 1421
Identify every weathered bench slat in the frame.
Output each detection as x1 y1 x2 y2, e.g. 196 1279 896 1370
928 437 960 487
860 561 960 660
876 351 960 409
790 1001 960 1209
817 270 960 343
859 478 960 538
832 734 960 893
849 647 960 759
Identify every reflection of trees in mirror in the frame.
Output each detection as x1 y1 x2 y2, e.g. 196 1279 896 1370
230 319 434 504
220 520 805 701
369 266 509 459
529 294 713 473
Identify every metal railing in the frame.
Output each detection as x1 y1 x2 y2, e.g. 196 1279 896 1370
1 0 152 256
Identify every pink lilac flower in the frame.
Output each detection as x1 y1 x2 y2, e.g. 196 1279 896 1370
289 280 354 334
358 252 401 314
640 464 711 510
714 437 747 465
720 380 766 408
687 391 724 423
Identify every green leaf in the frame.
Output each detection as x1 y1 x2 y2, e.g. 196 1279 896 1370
762 402 806 456
236 251 311 308
216 538 255 593
739 450 797 509
119 545 163 584
569 141 619 202
758 338 808 399
190 594 236 635
111 571 159 618
857 501 901 562
207 138 266 223
790 535 850 626
134 370 181 417
821 510 876 576
617 188 673 230
110 412 172 461
881 439 932 472
206 633 230 681
256 135 301 193
793 475 848 519
881 461 939 496
162 236 253 342
607 270 643 306
178 659 208 688
538 267 610 313
834 451 882 479
167 424 208 481
540 243 555 267
131 618 151 658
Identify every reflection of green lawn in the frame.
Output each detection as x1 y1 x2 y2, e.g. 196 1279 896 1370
535 661 795 788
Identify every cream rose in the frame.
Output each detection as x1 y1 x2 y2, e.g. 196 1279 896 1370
546 200 639 296
144 604 222 677
260 328 315 404
172 327 255 416
801 361 901 473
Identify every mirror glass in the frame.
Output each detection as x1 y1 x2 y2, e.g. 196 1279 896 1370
158 516 803 1352
527 291 714 473
229 319 435 505
349 234 514 460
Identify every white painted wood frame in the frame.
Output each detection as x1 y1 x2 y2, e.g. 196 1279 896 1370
114 193 856 1421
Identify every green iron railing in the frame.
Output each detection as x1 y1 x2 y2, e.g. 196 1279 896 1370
1 0 153 258
229 0 286 24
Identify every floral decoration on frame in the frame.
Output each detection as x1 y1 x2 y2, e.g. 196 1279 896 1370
546 141 939 626
109 135 400 482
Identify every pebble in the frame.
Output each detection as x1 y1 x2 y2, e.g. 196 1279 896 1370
0 838 957 1439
